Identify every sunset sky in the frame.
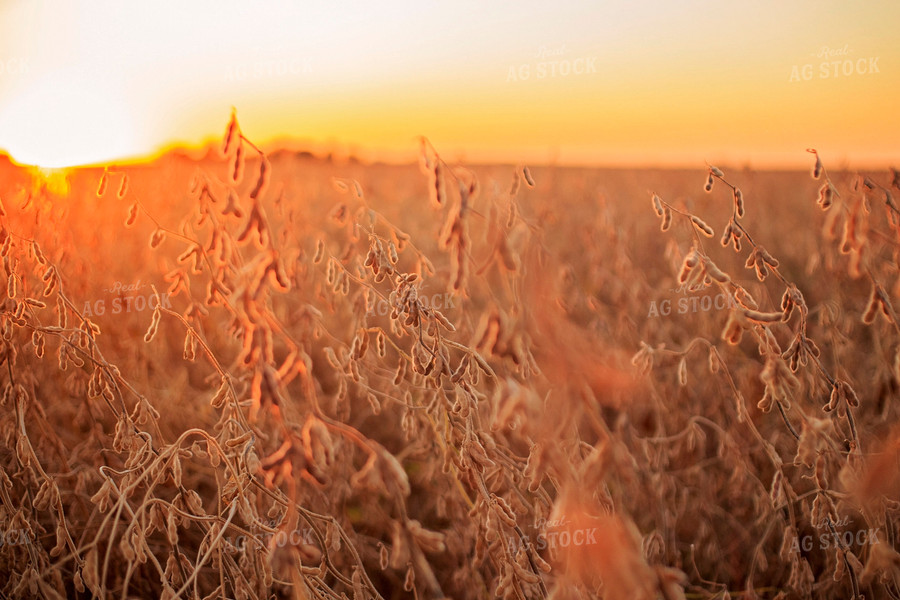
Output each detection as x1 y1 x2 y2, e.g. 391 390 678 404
0 0 896 169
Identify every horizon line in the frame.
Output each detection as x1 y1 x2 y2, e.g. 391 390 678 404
0 141 894 174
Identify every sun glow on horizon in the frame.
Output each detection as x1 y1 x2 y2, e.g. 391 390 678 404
28 166 71 197
0 0 897 170
0 70 144 169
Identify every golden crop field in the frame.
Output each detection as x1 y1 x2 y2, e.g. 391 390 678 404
0 109 897 599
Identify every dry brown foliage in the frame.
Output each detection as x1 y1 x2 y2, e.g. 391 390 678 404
0 118 898 600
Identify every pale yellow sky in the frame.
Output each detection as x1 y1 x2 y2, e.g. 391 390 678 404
0 0 896 168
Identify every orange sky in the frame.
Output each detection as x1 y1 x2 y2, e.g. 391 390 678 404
0 0 897 169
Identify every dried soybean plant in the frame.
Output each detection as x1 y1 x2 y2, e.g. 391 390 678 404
0 111 666 600
635 157 900 598
22 109 900 600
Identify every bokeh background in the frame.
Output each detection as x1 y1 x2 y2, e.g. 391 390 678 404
0 0 896 168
